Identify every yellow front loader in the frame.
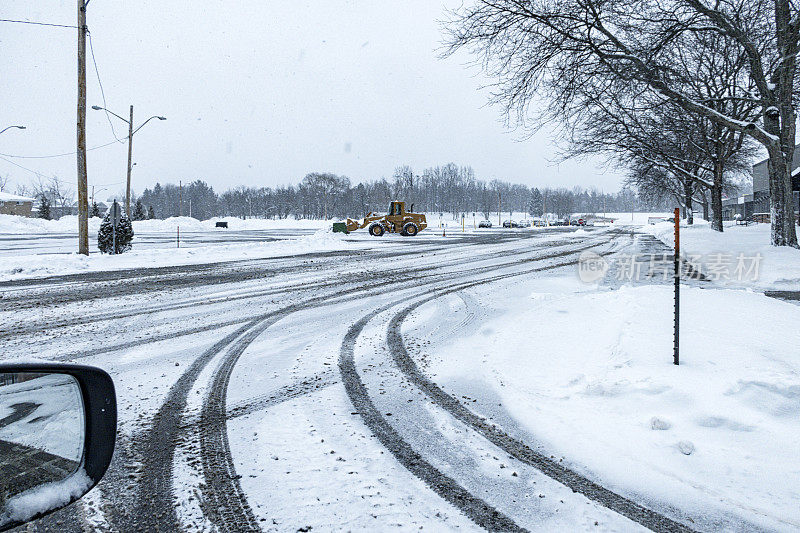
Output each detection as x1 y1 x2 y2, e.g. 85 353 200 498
333 201 427 236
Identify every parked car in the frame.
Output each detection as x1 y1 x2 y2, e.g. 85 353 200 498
518 219 531 228
478 219 492 228
570 218 586 226
502 220 518 228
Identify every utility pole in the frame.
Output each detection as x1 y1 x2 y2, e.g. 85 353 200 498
126 105 134 218
498 192 501 226
77 0 89 255
91 105 164 218
179 180 182 217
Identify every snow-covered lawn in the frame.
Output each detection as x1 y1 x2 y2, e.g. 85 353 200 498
422 282 800 531
644 220 800 290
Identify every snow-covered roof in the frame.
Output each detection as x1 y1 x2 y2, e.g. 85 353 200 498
0 191 35 202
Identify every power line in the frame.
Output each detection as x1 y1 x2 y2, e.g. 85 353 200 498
88 31 125 143
0 155 47 178
0 18 76 29
0 138 128 159
0 156 126 188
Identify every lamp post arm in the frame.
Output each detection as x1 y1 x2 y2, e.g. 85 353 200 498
0 125 26 135
93 106 130 124
132 116 166 136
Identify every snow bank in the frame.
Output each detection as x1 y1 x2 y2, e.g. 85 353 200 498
643 220 800 290
0 214 331 234
0 214 102 234
0 228 362 281
429 285 800 530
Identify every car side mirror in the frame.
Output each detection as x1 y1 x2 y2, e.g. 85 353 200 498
0 363 116 531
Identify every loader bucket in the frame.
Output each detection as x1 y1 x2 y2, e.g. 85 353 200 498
332 222 349 234
345 218 361 232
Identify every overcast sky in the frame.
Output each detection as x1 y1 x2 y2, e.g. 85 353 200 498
1 1 625 200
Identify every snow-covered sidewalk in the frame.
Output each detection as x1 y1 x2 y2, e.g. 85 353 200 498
643 220 800 291
422 280 800 531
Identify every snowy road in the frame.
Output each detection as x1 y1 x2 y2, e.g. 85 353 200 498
2 227 736 532
0 228 318 257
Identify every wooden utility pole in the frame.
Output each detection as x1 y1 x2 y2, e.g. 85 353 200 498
77 0 89 255
179 180 182 216
125 105 134 218
498 192 501 226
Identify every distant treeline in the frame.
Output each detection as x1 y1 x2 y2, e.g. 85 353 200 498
138 163 674 221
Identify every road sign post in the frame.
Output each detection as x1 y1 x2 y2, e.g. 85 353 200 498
673 207 680 365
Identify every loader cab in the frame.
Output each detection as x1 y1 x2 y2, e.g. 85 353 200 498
387 201 406 231
389 201 405 216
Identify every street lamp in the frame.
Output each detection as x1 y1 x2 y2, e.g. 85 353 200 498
0 125 26 136
92 105 165 217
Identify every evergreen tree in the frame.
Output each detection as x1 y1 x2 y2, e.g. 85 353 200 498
529 188 543 216
37 195 51 220
91 201 100 218
97 204 134 254
147 205 155 219
133 199 146 221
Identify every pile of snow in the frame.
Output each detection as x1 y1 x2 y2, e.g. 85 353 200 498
0 214 102 235
644 220 800 290
0 214 332 235
428 285 800 530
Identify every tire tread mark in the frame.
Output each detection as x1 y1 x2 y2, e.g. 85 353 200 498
114 319 259 532
339 306 526 532
385 284 696 532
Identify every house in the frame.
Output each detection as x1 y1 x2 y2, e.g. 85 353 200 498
724 148 800 221
0 191 36 217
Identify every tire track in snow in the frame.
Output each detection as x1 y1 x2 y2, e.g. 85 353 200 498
226 370 339 420
68 232 614 532
337 243 628 531
382 281 697 531
190 234 615 531
15 234 598 352
339 302 526 532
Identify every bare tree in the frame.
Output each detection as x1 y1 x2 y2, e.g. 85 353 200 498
444 0 799 246
30 177 74 217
